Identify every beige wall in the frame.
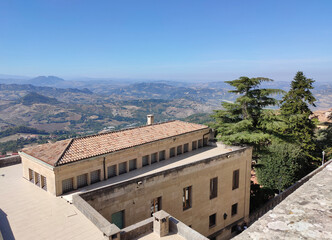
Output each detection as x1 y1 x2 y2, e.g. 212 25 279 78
83 147 252 239
21 128 210 196
20 152 56 195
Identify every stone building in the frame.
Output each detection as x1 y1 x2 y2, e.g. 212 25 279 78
19 117 252 239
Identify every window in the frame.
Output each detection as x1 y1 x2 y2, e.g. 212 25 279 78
119 162 127 175
183 143 189 153
151 196 162 216
77 173 88 188
210 177 218 199
192 141 197 150
183 186 192 210
142 155 149 166
159 150 165 161
90 170 101 183
129 159 137 171
209 213 216 228
29 169 34 183
62 178 73 194
198 139 203 148
231 203 238 216
232 169 239 190
108 165 117 178
177 145 182 155
35 172 40 187
170 147 175 158
151 153 158 164
203 137 208 146
111 210 125 229
41 175 47 190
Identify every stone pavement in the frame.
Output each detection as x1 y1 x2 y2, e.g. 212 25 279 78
0 164 105 240
235 163 332 240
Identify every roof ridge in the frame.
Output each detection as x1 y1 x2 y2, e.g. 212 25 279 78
55 138 74 166
73 119 178 141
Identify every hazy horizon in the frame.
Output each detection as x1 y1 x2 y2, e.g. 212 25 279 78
1 1 331 82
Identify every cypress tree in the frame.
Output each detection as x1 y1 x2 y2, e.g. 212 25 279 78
280 71 317 158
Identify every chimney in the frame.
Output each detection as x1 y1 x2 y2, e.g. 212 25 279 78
153 210 170 237
147 114 154 125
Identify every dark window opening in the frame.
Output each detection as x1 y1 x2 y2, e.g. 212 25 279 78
232 169 239 190
198 139 203 148
108 165 117 178
90 169 101 183
170 147 176 158
29 169 34 182
118 162 127 175
210 177 218 199
151 153 158 164
41 175 47 190
183 143 189 153
77 173 88 188
151 196 162 216
177 145 182 155
203 137 208 146
209 213 216 228
192 141 197 150
183 186 192 210
62 178 73 194
142 155 149 166
159 150 165 161
232 203 238 216
129 159 137 171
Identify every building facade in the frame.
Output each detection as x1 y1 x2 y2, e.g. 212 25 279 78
19 119 252 239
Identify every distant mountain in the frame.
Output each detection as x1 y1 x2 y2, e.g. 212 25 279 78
19 92 60 105
27 76 65 87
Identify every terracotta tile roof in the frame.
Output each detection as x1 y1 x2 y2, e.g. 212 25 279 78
22 139 72 166
21 120 209 166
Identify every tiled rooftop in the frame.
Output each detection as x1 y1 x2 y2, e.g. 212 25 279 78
0 164 105 240
22 120 208 167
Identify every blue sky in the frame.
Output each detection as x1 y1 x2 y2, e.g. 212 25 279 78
0 0 331 82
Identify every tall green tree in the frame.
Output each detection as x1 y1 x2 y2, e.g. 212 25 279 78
280 71 317 158
256 142 305 191
211 76 284 152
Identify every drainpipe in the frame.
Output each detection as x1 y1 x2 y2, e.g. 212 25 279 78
103 157 106 180
203 129 211 146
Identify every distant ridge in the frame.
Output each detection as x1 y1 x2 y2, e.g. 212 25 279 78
0 83 92 94
27 76 65 86
19 92 60 105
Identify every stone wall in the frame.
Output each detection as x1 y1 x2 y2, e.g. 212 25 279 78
249 159 332 225
120 218 153 240
0 155 21 168
80 147 252 238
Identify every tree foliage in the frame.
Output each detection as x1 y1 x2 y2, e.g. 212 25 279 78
280 71 317 157
256 142 306 191
211 76 284 152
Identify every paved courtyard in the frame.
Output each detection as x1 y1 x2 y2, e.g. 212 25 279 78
0 164 105 240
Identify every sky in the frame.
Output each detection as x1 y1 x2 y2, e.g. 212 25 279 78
0 0 332 82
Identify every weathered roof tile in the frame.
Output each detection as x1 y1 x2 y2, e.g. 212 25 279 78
22 120 208 166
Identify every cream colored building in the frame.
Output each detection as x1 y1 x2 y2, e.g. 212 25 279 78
20 118 252 240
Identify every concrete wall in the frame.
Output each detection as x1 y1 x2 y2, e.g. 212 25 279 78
0 155 21 168
169 216 208 240
80 147 252 239
120 218 153 240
